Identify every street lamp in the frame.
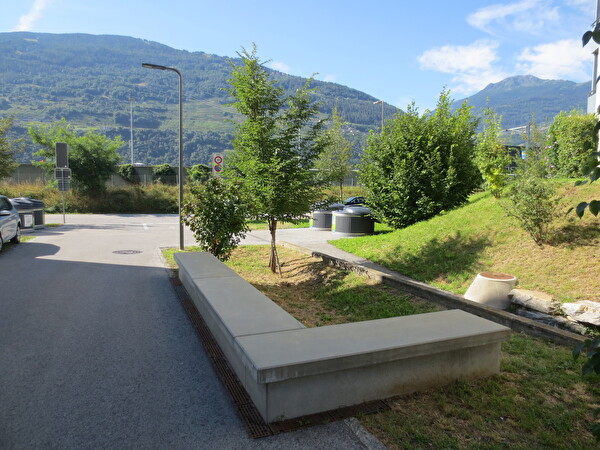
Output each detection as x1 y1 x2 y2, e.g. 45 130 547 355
373 100 384 131
142 63 184 250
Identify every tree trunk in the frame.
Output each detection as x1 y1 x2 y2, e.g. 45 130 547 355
339 182 344 203
268 218 281 275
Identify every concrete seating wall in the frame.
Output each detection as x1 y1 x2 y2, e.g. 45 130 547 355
175 252 511 423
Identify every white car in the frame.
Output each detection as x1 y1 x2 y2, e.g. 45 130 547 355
0 195 21 252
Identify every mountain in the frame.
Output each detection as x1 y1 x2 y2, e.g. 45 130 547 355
452 75 591 129
0 32 397 165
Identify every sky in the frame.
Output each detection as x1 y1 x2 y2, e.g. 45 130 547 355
1 0 597 110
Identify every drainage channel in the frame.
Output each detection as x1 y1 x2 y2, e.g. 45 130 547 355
169 276 390 439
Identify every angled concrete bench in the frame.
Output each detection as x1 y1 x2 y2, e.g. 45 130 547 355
175 252 511 423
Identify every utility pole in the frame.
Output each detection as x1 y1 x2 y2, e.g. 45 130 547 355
129 97 134 164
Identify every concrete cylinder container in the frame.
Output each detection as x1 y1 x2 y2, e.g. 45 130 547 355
464 272 518 309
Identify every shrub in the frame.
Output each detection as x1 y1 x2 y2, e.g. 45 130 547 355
503 162 558 245
359 90 481 229
546 110 598 178
187 164 211 184
117 164 140 184
182 177 248 261
152 164 176 185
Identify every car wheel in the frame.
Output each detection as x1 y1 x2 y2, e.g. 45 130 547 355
11 225 21 244
0 234 3 253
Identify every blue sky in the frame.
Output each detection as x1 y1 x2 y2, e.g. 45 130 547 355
1 0 596 110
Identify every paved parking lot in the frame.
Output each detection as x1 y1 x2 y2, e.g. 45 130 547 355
0 214 382 449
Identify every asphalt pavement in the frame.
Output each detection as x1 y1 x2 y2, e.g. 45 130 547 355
0 214 385 449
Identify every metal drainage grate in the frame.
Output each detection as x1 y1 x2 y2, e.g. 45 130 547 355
169 276 390 439
112 250 143 255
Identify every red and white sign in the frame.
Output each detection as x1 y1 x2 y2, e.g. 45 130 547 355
211 153 224 177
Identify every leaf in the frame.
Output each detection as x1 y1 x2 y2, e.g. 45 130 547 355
583 31 594 46
574 341 586 359
566 206 574 216
594 28 600 44
574 180 588 187
576 202 588 218
590 200 600 216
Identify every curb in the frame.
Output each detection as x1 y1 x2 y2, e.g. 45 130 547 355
280 242 586 348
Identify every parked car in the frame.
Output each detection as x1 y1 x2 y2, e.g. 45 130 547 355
0 195 21 252
343 196 366 206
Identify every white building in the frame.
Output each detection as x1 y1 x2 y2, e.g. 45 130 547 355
586 1 600 114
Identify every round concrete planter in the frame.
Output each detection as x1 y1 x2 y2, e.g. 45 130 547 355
464 272 518 309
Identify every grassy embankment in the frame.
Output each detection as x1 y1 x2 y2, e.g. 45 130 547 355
333 180 600 302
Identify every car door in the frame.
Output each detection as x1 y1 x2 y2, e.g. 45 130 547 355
0 197 16 241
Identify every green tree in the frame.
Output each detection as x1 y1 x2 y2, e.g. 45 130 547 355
359 90 481 229
475 107 512 197
0 116 21 180
182 177 249 261
29 119 122 193
315 106 353 201
225 45 328 273
546 110 598 177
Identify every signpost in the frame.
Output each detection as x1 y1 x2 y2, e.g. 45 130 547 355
55 143 70 223
211 153 224 177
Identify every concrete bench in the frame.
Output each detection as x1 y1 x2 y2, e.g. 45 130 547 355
175 252 511 423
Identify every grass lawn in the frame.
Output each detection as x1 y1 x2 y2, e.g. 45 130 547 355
164 245 600 448
332 181 600 302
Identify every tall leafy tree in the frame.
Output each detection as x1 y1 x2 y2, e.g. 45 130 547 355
360 90 480 229
225 45 328 273
315 106 353 201
29 119 122 194
475 107 512 198
0 116 21 180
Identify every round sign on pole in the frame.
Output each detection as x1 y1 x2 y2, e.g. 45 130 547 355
211 153 224 177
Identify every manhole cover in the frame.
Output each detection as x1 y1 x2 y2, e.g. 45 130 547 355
112 250 143 255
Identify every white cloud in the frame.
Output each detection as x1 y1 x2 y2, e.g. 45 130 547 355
516 39 591 80
13 0 53 31
322 74 337 82
467 0 559 34
418 41 509 94
565 0 595 13
268 61 291 73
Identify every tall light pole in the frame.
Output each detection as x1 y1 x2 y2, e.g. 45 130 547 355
373 100 384 131
142 62 184 250
129 97 134 164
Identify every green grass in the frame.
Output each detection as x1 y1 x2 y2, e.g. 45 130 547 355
332 182 600 302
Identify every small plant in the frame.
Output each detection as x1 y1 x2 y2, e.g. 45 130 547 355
181 177 249 261
503 163 558 245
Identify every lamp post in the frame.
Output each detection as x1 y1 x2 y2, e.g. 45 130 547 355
142 62 184 250
373 100 384 131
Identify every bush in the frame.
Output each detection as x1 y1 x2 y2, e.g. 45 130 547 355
359 90 481 229
187 164 211 184
117 164 140 184
503 163 558 245
546 110 598 178
152 164 176 185
182 177 248 261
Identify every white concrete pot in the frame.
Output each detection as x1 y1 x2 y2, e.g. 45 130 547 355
464 272 518 310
